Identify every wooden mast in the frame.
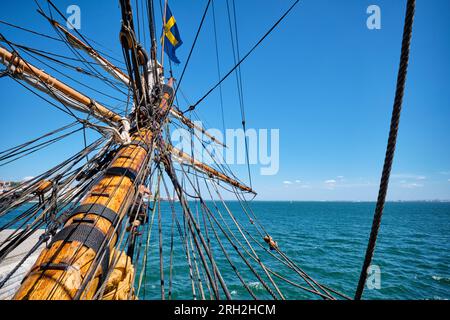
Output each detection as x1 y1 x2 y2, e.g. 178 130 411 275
7 0 253 300
13 129 152 300
47 21 226 147
11 61 177 300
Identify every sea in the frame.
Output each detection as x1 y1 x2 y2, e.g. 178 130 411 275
1 201 449 300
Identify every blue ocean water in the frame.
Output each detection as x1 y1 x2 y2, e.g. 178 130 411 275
1 201 449 300
136 201 450 300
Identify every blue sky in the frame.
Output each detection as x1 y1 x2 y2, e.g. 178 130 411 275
0 0 449 201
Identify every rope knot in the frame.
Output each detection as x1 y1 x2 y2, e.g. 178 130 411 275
1 50 20 77
263 235 278 251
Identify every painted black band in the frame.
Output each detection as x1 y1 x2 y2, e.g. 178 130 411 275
105 166 138 183
126 140 151 153
50 224 110 282
67 204 121 227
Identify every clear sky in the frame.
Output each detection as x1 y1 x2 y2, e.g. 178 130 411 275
0 0 449 201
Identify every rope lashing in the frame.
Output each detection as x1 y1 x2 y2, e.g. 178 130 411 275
354 0 415 300
0 49 19 77
34 179 53 205
119 118 131 145
264 235 278 251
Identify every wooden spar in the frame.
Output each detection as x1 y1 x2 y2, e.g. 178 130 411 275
12 69 176 300
13 128 153 300
168 145 256 194
0 46 123 126
169 108 227 148
50 20 130 85
48 22 226 148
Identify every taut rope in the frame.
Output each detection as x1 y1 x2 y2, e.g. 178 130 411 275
355 0 416 300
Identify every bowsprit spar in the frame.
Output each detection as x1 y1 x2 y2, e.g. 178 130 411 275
0 0 415 300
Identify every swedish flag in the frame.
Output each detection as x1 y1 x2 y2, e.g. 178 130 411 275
162 5 183 64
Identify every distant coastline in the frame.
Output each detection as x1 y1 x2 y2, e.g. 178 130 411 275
245 200 450 203
7 198 450 204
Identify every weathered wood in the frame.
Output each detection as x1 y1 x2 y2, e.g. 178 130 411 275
169 108 226 148
50 20 130 84
0 46 123 125
169 145 255 194
13 130 152 300
41 23 225 147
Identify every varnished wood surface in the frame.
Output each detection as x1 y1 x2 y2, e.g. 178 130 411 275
13 130 152 300
0 47 122 124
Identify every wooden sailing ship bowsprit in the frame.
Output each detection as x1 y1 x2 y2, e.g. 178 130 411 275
0 0 415 300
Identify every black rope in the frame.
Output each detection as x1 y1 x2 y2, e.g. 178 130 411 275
20 48 127 104
227 0 253 189
36 5 129 95
46 0 123 65
33 0 125 66
172 0 212 101
73 141 155 300
160 173 199 300
0 19 63 42
162 155 231 299
211 0 226 134
0 234 49 290
157 194 165 300
183 0 300 113
354 0 415 300
0 121 78 157
0 138 109 262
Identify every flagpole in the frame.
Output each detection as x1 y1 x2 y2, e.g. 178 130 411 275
160 0 168 73
147 0 159 86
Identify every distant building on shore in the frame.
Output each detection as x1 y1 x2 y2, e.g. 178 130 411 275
0 180 19 194
0 181 11 194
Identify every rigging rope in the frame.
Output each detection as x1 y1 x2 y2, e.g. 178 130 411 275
171 0 212 102
0 19 63 43
0 0 361 301
211 0 226 134
354 0 415 300
183 0 300 113
226 0 253 189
